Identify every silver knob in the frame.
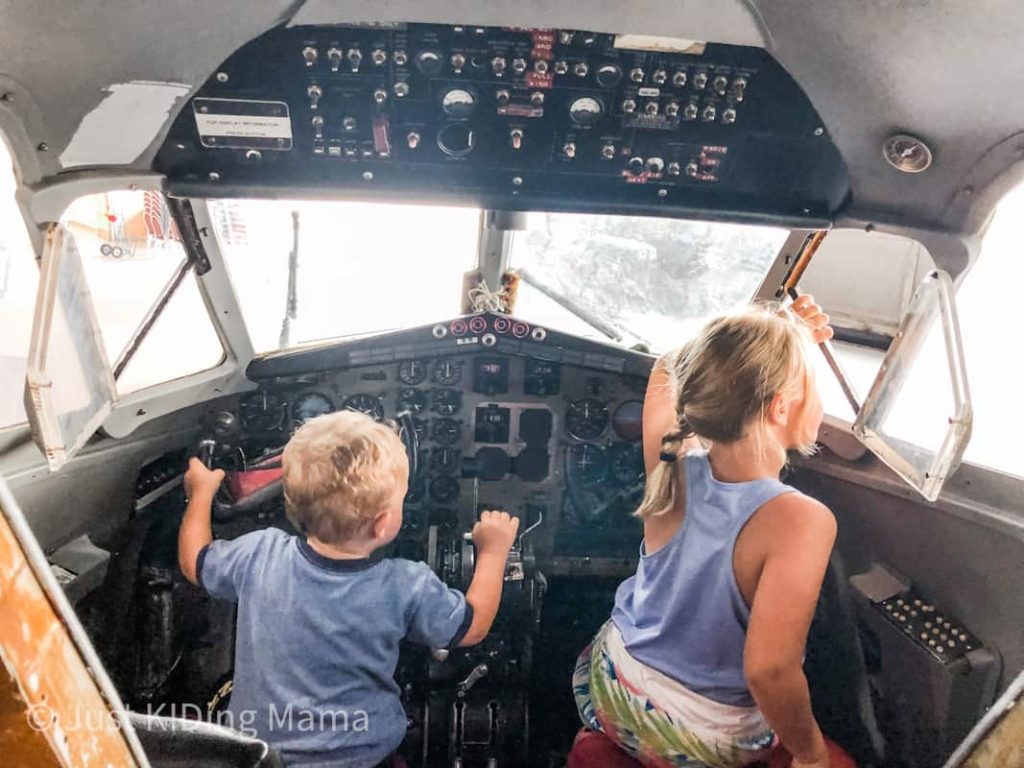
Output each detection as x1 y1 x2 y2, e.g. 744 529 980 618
492 56 506 75
601 143 615 159
326 47 342 72
530 91 545 106
311 115 324 139
495 89 511 107
535 59 549 75
667 161 681 176
653 69 667 85
512 58 527 75
407 131 420 149
573 62 589 77
622 98 636 114
722 108 737 124
683 102 699 120
714 75 729 95
693 71 708 90
371 49 387 66
665 101 680 118
644 101 659 116
672 70 687 87
393 50 408 67
451 53 466 71
307 84 322 109
374 88 388 105
701 104 717 122
347 48 362 71
342 116 357 131
563 142 576 158
630 67 645 83
393 81 410 98
510 129 523 150
554 60 569 75
686 161 699 177
302 46 318 68
732 77 747 101
646 157 665 174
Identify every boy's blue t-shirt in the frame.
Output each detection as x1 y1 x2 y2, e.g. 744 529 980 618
197 528 472 768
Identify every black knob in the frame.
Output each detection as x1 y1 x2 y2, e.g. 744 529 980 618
627 157 645 176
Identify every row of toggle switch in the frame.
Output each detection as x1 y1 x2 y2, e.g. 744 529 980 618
298 45 747 100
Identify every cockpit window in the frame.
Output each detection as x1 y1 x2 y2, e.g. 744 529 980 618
0 136 37 429
507 212 788 352
211 199 481 353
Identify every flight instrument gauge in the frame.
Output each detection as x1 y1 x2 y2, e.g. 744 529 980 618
567 443 608 487
343 394 385 421
431 447 461 475
398 360 428 385
432 358 463 386
397 387 428 414
239 391 286 431
566 398 610 440
429 476 461 503
432 388 463 416
292 392 334 425
609 442 644 485
431 418 462 446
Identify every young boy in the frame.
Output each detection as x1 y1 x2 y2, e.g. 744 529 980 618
179 410 520 767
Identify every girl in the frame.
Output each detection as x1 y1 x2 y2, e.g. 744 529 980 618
572 297 843 768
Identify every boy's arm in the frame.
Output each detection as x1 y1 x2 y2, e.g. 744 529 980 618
743 494 837 768
458 510 520 647
178 458 225 585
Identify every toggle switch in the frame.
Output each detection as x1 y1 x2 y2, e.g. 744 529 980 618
327 47 342 72
311 115 324 139
307 84 322 109
347 48 362 71
510 129 524 150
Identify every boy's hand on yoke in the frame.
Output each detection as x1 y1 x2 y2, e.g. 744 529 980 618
184 457 225 501
472 510 520 556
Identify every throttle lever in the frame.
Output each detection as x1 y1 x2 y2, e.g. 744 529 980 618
456 663 489 696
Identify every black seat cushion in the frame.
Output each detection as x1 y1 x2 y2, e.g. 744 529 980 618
129 711 285 768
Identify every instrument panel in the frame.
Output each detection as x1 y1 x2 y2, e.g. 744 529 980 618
156 23 848 223
238 314 653 568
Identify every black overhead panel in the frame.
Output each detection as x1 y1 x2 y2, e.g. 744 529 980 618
156 23 850 224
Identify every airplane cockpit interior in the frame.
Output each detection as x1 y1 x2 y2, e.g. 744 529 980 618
1 3 1023 767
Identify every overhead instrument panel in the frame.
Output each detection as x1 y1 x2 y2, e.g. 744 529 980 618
156 24 849 222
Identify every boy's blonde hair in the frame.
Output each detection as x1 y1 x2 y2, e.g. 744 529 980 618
282 410 408 544
636 304 814 519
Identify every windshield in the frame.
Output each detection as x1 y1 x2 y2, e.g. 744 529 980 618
508 212 788 352
211 199 481 353
213 200 787 355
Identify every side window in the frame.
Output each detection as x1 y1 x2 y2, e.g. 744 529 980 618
0 137 37 429
954 185 1024 477
60 191 224 394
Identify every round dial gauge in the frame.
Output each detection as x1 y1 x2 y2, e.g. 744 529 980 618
429 476 461 503
441 87 477 118
406 477 426 505
612 400 644 442
568 443 608 487
432 388 463 416
566 398 610 440
239 391 286 431
569 96 604 127
609 442 644 485
431 417 462 446
398 360 428 385
432 358 463 386
292 392 334 425
431 447 461 475
412 417 429 443
343 393 384 421
397 387 427 414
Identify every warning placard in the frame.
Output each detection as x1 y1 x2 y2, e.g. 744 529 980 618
193 98 293 150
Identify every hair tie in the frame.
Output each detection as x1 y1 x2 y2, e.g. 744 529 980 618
659 451 678 463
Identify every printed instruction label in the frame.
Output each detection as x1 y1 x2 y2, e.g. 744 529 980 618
193 98 293 150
